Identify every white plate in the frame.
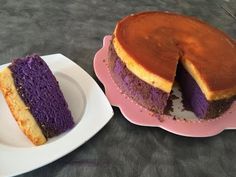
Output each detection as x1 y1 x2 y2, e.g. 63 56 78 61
0 54 114 177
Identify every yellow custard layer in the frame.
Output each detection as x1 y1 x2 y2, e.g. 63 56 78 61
0 68 46 145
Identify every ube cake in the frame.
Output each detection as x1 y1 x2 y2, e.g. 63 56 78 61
0 54 74 145
109 11 236 119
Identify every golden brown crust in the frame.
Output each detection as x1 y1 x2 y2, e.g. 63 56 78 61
113 36 174 93
114 11 236 100
0 68 46 145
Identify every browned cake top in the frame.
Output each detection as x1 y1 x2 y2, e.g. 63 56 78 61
114 11 236 100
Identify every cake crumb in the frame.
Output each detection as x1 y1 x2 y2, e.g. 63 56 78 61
149 112 155 116
158 115 165 122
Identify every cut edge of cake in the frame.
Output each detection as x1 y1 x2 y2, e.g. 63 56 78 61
0 68 46 145
181 58 236 101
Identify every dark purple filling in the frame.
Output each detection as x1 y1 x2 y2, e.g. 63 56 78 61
109 44 169 114
176 64 208 118
177 64 234 119
9 54 74 138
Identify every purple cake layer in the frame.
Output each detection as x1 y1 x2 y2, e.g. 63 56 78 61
109 44 169 114
9 54 74 137
177 64 234 119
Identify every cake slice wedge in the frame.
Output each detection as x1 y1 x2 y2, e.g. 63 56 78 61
0 54 74 145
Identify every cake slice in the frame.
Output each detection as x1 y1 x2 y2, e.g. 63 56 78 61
109 11 236 119
0 54 74 145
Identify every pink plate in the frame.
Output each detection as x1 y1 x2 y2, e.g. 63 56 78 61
93 35 236 137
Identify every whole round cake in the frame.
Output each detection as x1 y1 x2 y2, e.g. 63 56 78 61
109 11 236 119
